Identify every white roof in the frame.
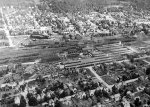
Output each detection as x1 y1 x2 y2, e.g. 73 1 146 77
135 21 150 24
105 15 116 21
60 17 70 22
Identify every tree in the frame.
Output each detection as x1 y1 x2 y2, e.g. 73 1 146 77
39 0 110 14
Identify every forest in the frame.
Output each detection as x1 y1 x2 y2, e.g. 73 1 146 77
38 0 117 13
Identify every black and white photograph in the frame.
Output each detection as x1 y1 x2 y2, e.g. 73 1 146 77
0 0 150 107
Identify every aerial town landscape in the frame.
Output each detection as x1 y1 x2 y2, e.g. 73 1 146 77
1 0 150 107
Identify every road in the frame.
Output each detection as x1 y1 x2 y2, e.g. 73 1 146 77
86 66 111 89
0 7 14 47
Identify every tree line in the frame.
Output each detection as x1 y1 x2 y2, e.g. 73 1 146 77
39 0 117 13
